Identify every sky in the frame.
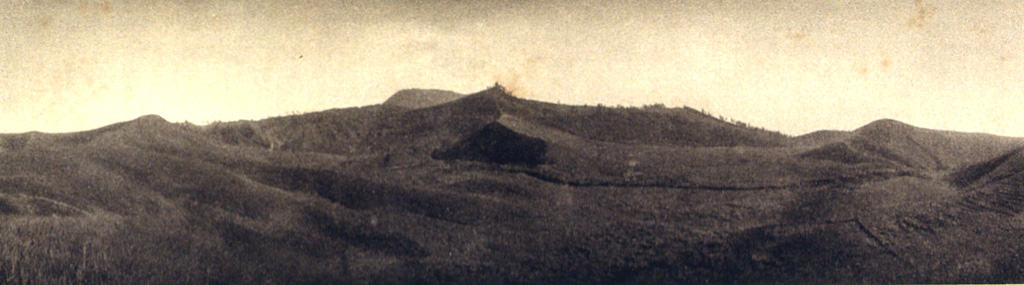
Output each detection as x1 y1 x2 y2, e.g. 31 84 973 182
1 0 1022 136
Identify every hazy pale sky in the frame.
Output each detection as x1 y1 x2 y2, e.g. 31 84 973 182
2 0 1022 136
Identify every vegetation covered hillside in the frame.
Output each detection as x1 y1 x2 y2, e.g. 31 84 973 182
1 85 1023 283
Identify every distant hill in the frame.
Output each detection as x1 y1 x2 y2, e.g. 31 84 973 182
382 89 464 109
800 119 1024 170
792 130 851 147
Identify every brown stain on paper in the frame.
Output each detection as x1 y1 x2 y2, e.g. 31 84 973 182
907 0 936 28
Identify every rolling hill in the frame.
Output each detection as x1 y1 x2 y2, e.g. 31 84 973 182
1 85 1023 283
799 119 1024 171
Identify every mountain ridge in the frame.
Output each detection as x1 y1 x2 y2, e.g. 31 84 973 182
2 85 1024 283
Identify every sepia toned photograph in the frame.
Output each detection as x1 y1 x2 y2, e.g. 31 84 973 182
2 0 1023 283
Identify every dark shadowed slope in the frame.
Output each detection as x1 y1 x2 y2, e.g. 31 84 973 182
432 122 548 167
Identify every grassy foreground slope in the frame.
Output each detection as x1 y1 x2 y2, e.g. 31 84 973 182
1 85 1023 283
